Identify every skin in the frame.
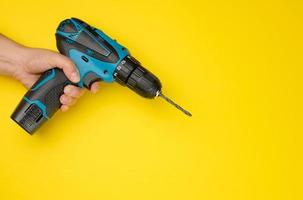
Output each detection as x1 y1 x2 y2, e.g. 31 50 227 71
0 34 99 111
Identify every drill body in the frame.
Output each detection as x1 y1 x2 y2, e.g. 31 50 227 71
11 18 162 134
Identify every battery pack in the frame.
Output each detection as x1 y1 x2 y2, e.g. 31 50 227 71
11 99 47 134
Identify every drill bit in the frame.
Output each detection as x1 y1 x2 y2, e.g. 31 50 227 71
158 91 192 117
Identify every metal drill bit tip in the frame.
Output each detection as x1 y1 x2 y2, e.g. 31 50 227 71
158 92 192 117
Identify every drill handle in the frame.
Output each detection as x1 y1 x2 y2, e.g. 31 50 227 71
11 68 70 134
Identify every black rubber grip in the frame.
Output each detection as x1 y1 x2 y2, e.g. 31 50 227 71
11 68 70 134
27 68 70 117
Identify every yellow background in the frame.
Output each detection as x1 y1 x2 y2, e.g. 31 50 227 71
0 0 302 199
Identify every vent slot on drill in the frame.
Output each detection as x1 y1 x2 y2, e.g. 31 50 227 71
19 104 43 128
77 31 110 57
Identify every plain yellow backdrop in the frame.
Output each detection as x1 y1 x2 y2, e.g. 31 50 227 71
0 0 302 199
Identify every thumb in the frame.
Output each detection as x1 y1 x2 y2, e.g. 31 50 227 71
25 48 80 83
44 51 80 83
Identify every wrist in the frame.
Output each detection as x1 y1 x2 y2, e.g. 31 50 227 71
9 46 29 78
0 35 28 77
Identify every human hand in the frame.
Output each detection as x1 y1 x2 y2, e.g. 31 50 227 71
0 34 99 111
16 48 100 111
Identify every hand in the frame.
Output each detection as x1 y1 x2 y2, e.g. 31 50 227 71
15 48 100 111
0 34 99 111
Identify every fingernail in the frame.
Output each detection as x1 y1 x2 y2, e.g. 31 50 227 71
61 105 69 112
64 86 71 93
92 85 99 93
60 95 66 104
71 70 80 82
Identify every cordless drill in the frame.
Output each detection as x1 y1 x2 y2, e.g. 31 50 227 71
11 18 191 134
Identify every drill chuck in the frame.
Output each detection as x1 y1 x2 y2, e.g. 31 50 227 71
114 55 162 98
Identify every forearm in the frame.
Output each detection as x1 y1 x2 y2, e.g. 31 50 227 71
0 34 26 76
